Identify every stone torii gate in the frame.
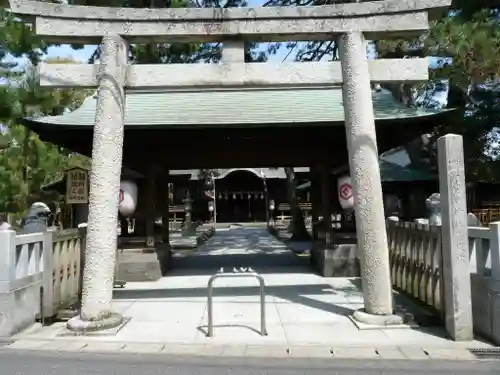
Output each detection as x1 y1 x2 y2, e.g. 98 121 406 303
9 0 451 332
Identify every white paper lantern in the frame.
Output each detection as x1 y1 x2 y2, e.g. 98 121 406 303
119 180 138 217
337 175 354 211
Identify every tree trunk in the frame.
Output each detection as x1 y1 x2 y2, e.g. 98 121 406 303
284 167 310 241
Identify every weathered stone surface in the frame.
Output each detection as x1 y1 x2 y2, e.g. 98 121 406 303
0 230 45 337
332 347 379 358
34 13 429 44
471 274 492 339
287 345 332 358
38 59 429 88
425 348 477 360
471 274 500 345
121 343 165 353
313 242 360 278
5 340 52 350
489 222 500 278
66 312 124 333
375 347 406 359
339 31 393 316
0 286 42 337
352 309 404 327
9 0 451 43
492 290 500 345
222 41 245 62
437 134 473 341
398 346 429 360
10 0 451 21
76 34 128 326
116 251 163 282
244 345 288 357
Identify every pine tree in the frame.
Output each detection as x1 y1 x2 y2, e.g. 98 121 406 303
0 4 89 216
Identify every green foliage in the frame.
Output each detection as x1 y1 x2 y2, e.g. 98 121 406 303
1 0 261 217
426 10 500 91
0 3 90 214
357 4 500 181
263 1 500 181
83 0 258 65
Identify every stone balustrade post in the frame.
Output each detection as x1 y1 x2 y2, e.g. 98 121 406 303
490 222 500 279
222 40 245 63
77 222 88 307
438 134 473 341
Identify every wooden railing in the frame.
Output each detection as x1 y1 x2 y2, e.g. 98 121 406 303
472 208 500 226
386 220 444 316
277 202 312 212
169 205 185 228
276 202 312 222
43 228 83 318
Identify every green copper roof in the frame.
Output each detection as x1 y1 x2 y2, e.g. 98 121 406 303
296 160 435 190
378 160 436 182
28 86 446 128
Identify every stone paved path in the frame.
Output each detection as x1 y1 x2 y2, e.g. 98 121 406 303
10 228 493 358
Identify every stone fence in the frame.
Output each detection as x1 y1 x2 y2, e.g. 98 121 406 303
0 228 85 337
468 223 500 345
387 219 500 345
43 228 84 318
387 221 444 316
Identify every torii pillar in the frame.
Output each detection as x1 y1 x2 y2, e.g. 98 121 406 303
339 32 402 326
67 35 128 331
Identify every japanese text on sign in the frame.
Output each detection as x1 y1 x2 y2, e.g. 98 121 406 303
66 169 88 204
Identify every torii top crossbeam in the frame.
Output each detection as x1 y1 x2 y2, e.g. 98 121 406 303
10 0 450 44
9 0 451 90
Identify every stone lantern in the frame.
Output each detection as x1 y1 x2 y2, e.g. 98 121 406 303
182 191 193 235
268 199 275 226
426 193 442 226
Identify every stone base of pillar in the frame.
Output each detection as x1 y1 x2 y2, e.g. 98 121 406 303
144 239 156 253
350 309 412 331
66 312 125 334
116 249 163 281
310 236 360 278
157 242 172 276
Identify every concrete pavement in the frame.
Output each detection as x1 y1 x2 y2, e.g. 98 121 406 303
3 338 486 360
6 228 496 359
0 349 499 375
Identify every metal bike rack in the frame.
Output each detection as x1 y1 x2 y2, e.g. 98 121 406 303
206 267 268 337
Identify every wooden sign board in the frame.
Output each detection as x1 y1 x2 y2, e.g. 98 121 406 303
66 168 88 204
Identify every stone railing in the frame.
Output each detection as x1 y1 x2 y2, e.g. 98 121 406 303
386 220 444 316
468 222 500 345
468 224 499 277
386 219 500 344
0 227 85 336
43 228 84 318
0 230 47 336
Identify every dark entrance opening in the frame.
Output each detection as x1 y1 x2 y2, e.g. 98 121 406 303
216 170 267 223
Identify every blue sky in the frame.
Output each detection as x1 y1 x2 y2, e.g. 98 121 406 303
46 44 96 62
45 40 440 66
46 0 266 62
7 0 449 66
